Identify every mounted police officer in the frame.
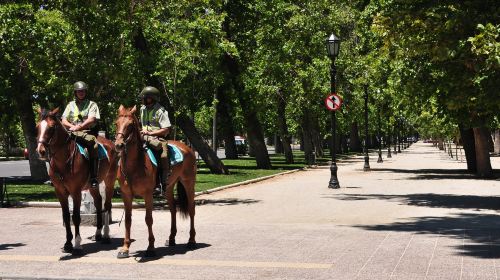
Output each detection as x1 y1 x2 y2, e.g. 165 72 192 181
139 86 172 189
61 81 100 188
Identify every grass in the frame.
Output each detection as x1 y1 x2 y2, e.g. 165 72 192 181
2 150 349 203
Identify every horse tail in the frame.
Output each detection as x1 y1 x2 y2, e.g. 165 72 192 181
176 181 189 218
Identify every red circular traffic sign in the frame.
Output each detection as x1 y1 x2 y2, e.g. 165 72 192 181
325 93 342 111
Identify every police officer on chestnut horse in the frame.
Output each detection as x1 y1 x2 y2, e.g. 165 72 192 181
139 86 172 191
61 81 100 188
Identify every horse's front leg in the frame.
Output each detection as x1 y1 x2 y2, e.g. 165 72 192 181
89 187 103 242
71 192 83 255
55 188 73 253
117 187 133 259
144 193 156 257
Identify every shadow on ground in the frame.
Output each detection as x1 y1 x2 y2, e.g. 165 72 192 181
353 213 500 259
196 198 260 206
332 193 500 211
59 237 123 260
372 168 500 180
132 243 211 262
0 243 25 251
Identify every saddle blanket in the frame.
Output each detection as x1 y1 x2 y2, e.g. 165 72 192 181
76 143 108 160
146 144 184 167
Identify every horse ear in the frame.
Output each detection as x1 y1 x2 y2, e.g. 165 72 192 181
130 105 137 114
51 107 60 115
118 104 125 113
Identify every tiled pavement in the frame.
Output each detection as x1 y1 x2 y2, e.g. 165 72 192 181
0 142 499 279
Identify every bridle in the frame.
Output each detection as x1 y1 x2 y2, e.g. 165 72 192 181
38 116 72 180
115 115 139 183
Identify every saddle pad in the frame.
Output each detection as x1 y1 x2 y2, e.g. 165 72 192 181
76 143 108 160
145 144 184 167
168 144 184 166
146 148 158 167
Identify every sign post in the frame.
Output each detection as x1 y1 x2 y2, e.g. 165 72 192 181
325 93 342 111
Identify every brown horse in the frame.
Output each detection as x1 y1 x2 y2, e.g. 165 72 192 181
36 108 118 255
114 105 197 258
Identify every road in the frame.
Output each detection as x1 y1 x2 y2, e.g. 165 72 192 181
1 142 499 279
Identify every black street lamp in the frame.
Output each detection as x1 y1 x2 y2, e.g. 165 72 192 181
363 85 370 171
326 33 341 189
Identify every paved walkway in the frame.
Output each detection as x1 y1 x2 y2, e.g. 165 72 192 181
0 142 499 279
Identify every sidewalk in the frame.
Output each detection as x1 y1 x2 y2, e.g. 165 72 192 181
0 142 499 279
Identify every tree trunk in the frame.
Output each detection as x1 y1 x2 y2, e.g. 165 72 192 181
216 85 238 159
301 113 315 165
276 93 293 163
177 115 229 174
14 74 48 181
311 114 324 158
225 55 270 169
494 129 500 155
350 122 362 152
459 126 477 173
341 134 349 154
275 135 284 154
473 127 492 177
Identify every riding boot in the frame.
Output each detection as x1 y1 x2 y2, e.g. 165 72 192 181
89 149 99 189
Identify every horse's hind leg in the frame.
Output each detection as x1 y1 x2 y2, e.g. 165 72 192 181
165 183 177 247
144 194 156 257
184 179 197 249
55 188 73 253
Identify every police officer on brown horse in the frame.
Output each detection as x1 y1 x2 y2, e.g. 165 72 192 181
61 81 100 188
139 86 172 189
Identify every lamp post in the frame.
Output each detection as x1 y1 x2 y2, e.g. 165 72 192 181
326 34 341 189
363 85 370 171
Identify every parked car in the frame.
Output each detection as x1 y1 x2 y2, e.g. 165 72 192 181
234 136 248 155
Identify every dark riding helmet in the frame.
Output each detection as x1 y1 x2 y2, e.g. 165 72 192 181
140 86 160 102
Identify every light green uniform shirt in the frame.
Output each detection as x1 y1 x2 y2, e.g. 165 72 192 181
62 100 100 127
140 103 171 131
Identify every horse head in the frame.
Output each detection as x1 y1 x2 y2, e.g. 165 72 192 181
36 107 61 160
115 105 139 152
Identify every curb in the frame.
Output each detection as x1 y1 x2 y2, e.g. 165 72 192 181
12 167 307 209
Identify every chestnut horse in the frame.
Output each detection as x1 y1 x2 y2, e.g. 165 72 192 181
114 105 197 258
36 108 118 255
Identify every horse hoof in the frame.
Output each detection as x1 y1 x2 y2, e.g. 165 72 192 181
72 249 84 256
61 243 73 253
144 250 156 258
117 251 129 259
166 240 176 247
91 234 102 242
101 237 111 244
186 242 197 250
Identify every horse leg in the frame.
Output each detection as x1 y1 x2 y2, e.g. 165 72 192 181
55 189 73 253
101 176 114 244
184 179 197 249
165 183 177 247
90 188 103 242
144 194 156 257
117 192 133 258
71 192 83 255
